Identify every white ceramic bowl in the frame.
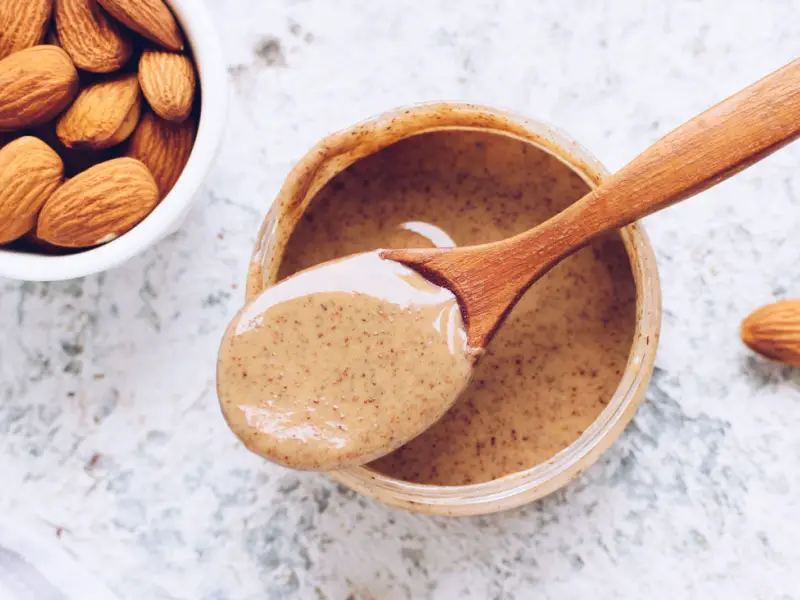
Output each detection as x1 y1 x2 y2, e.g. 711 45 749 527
0 0 227 281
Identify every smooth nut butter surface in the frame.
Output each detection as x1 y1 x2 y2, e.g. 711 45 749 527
217 251 473 471
279 129 637 485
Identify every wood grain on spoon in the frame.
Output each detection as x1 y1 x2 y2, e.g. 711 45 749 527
383 58 800 349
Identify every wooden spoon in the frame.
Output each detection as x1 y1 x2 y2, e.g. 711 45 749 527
384 58 800 350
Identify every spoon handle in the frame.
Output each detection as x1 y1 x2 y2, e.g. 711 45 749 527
527 58 800 258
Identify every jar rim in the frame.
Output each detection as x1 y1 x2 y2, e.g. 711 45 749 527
247 102 662 516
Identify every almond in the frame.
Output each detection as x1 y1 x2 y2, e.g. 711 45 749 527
0 137 64 245
126 109 195 198
55 0 133 73
56 72 141 150
138 49 195 122
37 157 159 247
96 0 183 51
0 0 53 60
0 46 80 131
741 300 800 367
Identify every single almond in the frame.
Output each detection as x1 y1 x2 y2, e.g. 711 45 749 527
741 300 800 367
96 0 183 51
56 72 141 150
0 46 80 131
138 49 196 122
55 0 133 73
126 109 195 198
0 137 64 245
37 157 159 247
0 0 53 60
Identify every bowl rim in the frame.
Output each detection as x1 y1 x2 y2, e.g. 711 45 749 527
0 0 228 282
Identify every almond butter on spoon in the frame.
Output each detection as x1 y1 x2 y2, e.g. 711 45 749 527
220 59 800 471
217 251 474 471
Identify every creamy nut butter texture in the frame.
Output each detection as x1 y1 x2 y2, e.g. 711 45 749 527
217 251 474 470
277 130 637 485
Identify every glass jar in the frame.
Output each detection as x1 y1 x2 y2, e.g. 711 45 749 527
245 102 661 516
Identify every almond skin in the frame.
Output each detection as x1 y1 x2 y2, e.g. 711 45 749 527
139 49 196 122
56 72 142 150
37 157 159 247
0 137 64 245
96 0 183 51
741 300 800 367
55 0 133 73
126 110 195 198
0 0 53 60
0 46 80 131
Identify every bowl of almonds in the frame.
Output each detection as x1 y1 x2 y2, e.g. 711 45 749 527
0 0 226 281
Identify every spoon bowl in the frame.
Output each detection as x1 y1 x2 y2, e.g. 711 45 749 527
217 251 473 471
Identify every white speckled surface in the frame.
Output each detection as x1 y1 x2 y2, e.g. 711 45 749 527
2 1 800 598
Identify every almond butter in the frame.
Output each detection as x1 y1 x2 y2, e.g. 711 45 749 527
138 49 195 122
0 137 64 245
55 0 133 73
96 0 183 51
741 300 800 367
126 109 195 198
0 0 53 60
0 46 80 131
56 72 141 150
37 157 159 247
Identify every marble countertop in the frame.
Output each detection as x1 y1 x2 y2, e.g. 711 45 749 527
2 1 800 598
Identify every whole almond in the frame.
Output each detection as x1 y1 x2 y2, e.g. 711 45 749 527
56 72 141 150
741 300 800 367
37 157 159 247
0 137 64 245
0 46 80 131
139 49 195 122
96 0 183 51
0 0 53 60
55 0 133 73
126 110 195 198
